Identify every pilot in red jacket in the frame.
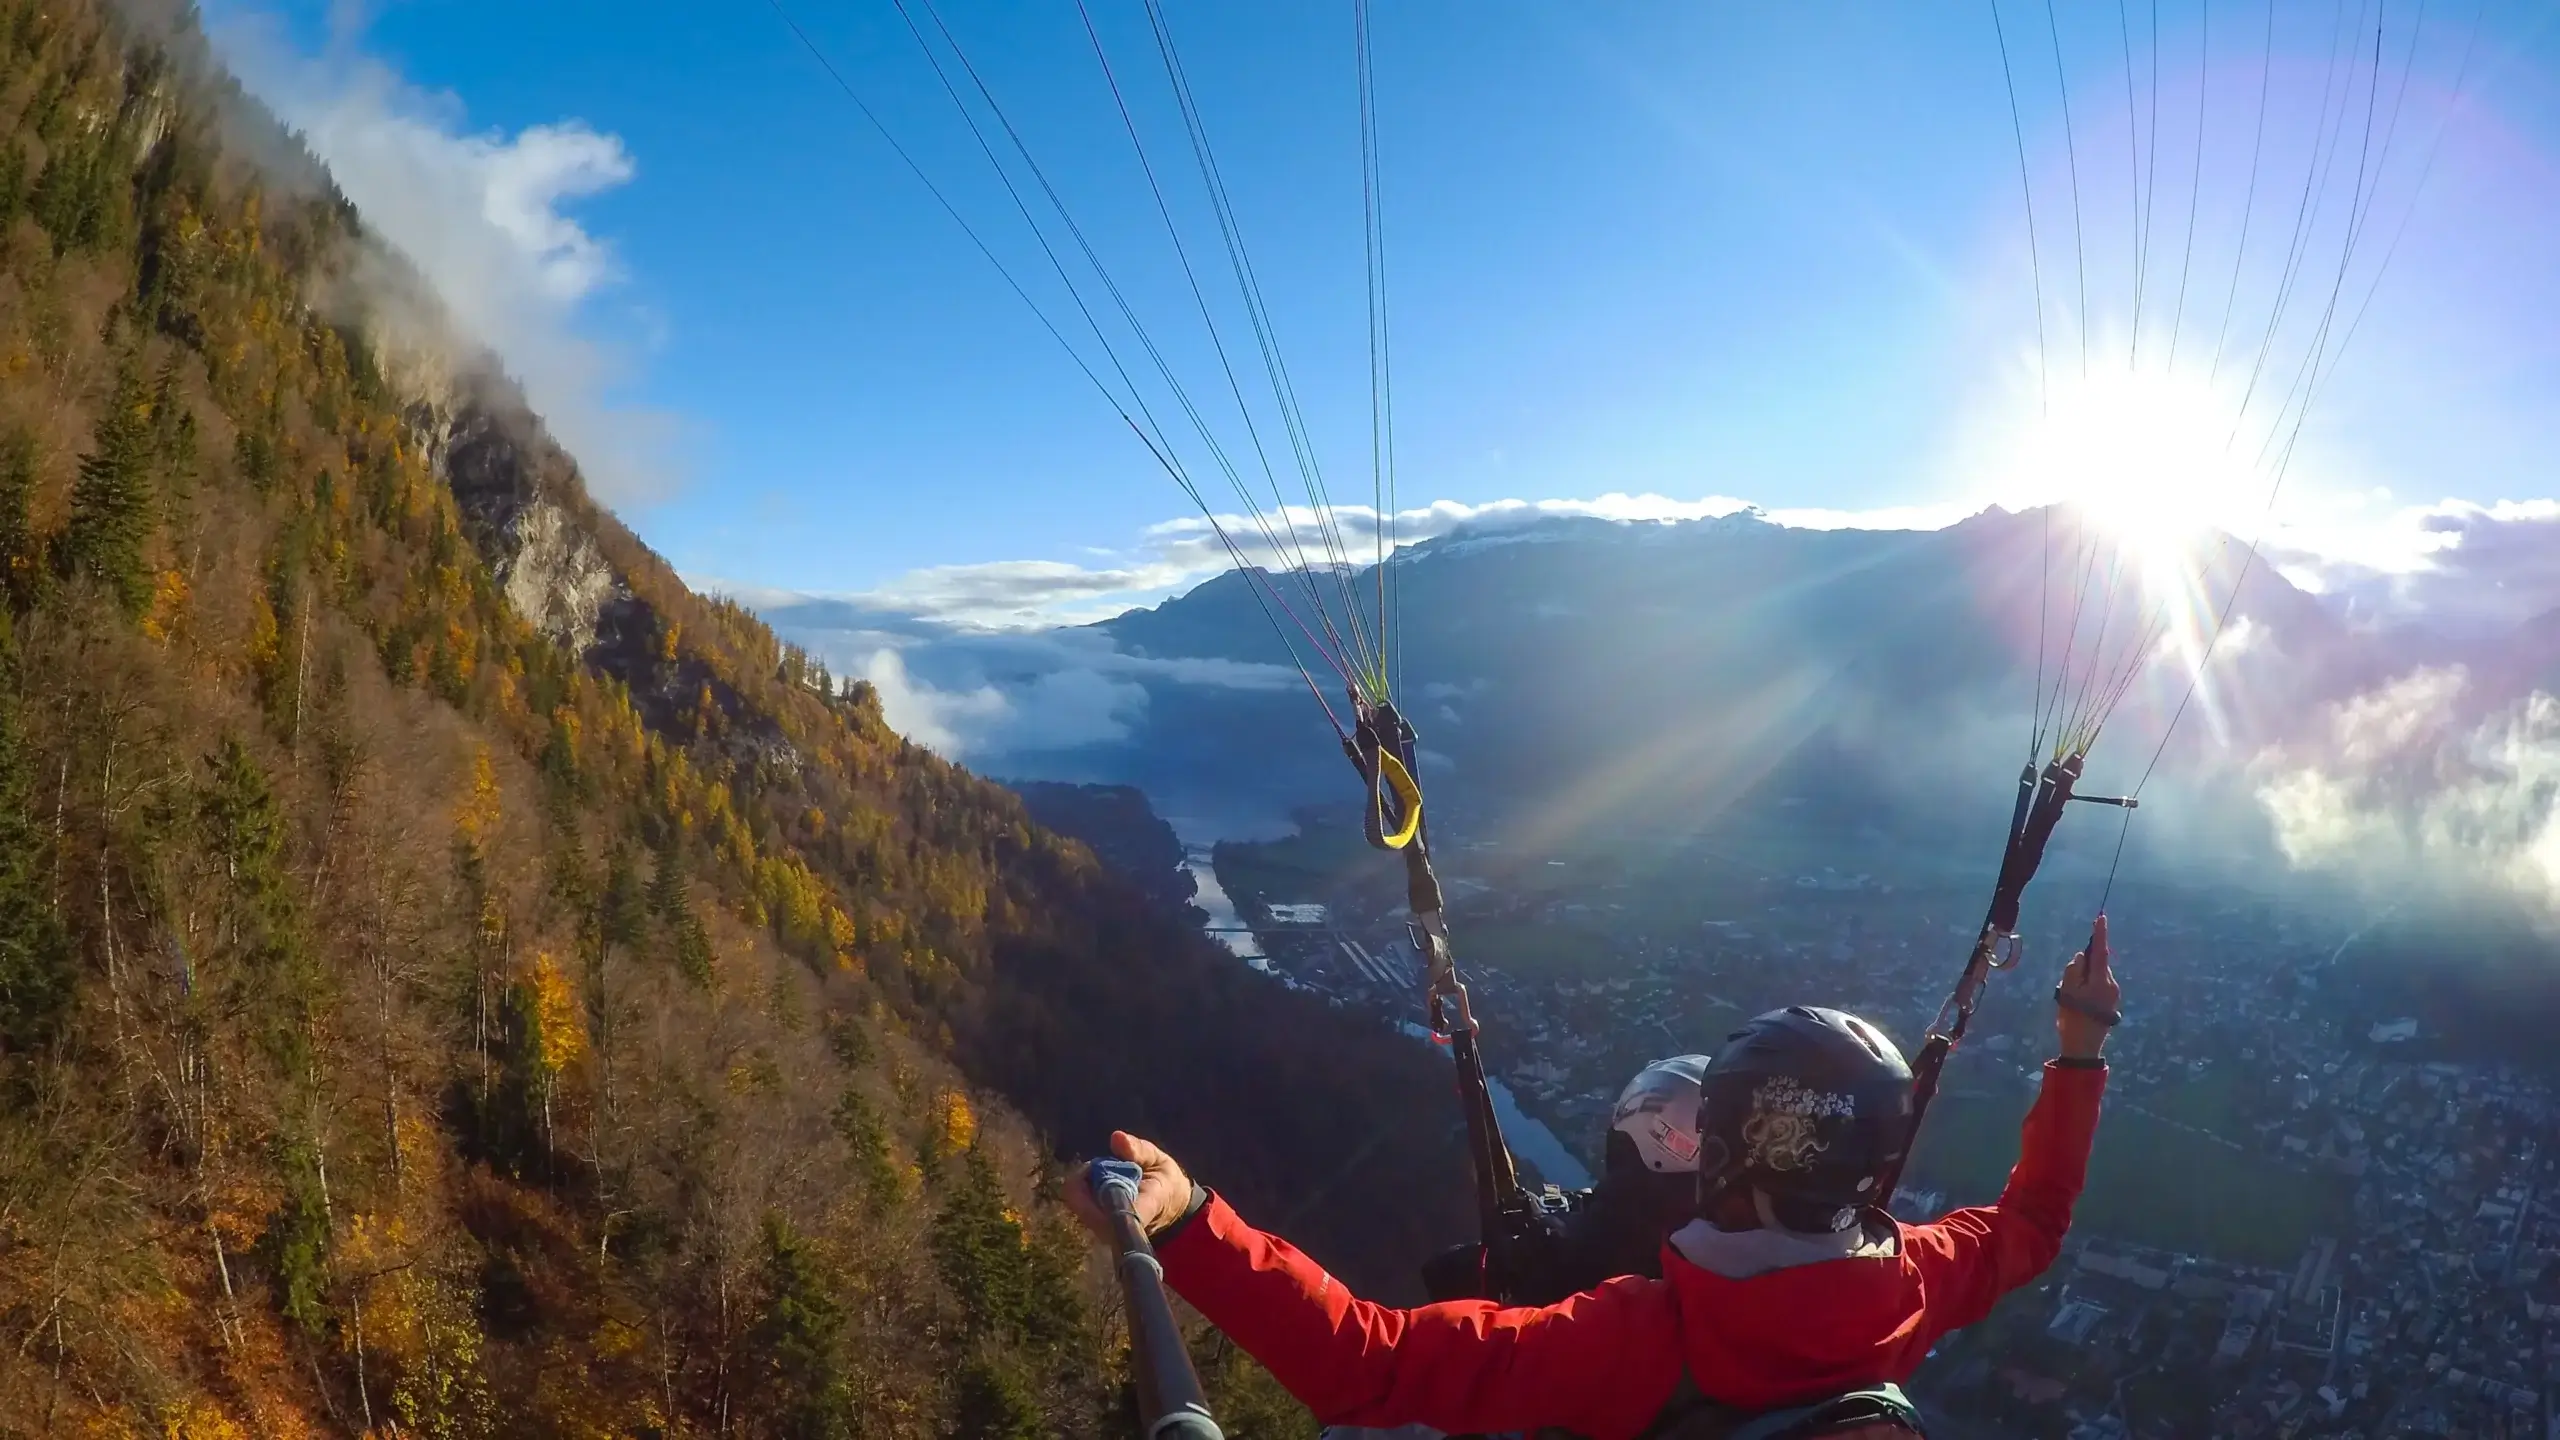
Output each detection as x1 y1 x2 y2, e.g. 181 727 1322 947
1069 921 2121 1440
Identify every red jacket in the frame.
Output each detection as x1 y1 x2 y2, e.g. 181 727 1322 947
1158 1060 2106 1440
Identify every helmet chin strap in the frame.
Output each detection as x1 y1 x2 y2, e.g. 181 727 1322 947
1750 1189 1788 1233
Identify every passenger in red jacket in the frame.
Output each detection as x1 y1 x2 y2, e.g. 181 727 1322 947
1069 920 2121 1440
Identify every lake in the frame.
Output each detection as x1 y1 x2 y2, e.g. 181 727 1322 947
1184 849 1269 970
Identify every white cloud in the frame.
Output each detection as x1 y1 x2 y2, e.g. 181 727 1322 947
796 476 2558 643
2268 497 2560 632
1140 491 1766 575
720 597 1302 761
859 558 1201 629
858 646 1002 756
1763 502 1977 532
206 7 681 505
854 640 1149 762
2255 668 2560 916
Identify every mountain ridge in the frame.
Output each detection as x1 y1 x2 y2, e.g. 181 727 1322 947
1064 505 2328 841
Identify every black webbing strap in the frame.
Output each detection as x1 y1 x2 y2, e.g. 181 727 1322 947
1343 698 1541 1291
1879 752 2085 1206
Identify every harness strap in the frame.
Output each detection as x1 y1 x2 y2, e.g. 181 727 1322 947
1725 1388 1921 1440
1637 1371 1924 1440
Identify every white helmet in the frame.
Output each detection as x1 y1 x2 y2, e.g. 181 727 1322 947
1609 1054 1710 1174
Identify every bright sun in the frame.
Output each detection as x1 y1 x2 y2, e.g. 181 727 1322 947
2003 363 2261 589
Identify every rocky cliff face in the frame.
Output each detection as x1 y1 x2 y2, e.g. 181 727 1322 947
407 386 626 659
383 347 809 785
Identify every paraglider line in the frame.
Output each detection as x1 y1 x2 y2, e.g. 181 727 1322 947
2042 0 2092 376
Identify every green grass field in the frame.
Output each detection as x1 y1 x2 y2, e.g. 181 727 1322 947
2128 1067 2257 1134
1903 1087 2351 1267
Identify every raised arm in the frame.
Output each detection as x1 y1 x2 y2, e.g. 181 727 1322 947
1062 1132 1682 1440
1157 1188 1683 1439
1899 916 2117 1337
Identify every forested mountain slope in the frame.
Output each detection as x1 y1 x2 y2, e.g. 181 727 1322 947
1007 783 1197 916
0 2 1464 1434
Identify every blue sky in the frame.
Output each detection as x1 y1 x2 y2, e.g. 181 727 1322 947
208 1 2560 626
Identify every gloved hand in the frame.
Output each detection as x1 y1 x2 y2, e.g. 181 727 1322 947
1065 1130 1197 1240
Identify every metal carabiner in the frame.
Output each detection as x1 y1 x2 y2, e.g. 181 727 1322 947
1986 931 2025 971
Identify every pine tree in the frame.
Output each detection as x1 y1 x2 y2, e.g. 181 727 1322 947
0 143 26 220
830 1090 901 1212
600 845 646 953
58 354 156 617
824 1013 874 1070
259 1136 332 1334
1196 1334 1319 1439
931 1144 1082 1347
0 427 42 614
672 910 713 989
489 951 578 1173
199 737 291 936
651 833 714 986
0 677 70 1054
234 387 279 493
29 127 132 255
27 134 90 246
648 831 686 921
149 356 196 527
952 1354 1043 1440
199 735 316 1072
754 1214 855 1440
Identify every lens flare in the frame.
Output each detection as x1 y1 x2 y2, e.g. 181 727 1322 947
2007 363 2259 598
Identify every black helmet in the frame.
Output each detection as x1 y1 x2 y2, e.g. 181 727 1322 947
1695 1006 1913 1232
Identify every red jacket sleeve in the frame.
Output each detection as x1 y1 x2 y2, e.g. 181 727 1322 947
1899 1060 2106 1340
1157 1192 1686 1440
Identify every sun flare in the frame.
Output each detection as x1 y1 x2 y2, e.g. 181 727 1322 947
2003 364 2261 591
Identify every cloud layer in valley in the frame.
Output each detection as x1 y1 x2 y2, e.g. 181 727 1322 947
206 5 682 505
2254 668 2560 916
728 593 1305 766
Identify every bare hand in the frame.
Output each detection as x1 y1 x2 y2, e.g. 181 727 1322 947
1064 1131 1197 1243
2056 914 2121 1060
